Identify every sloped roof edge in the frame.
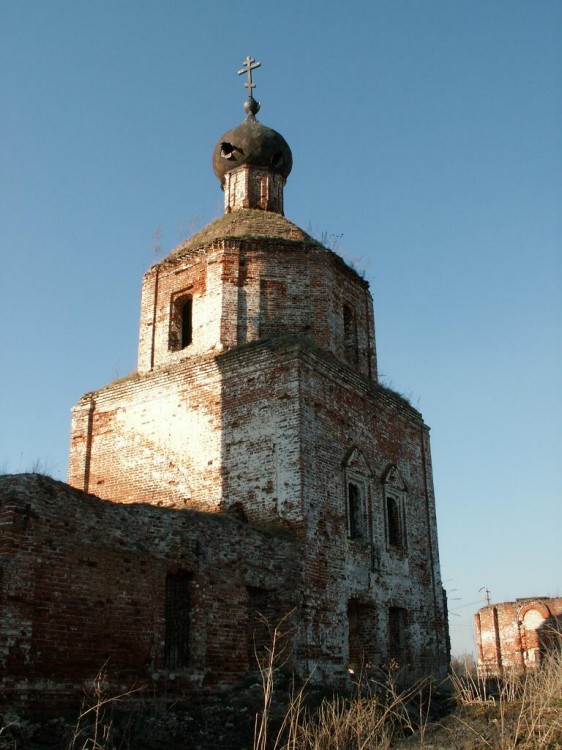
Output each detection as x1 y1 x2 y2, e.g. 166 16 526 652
168 209 322 259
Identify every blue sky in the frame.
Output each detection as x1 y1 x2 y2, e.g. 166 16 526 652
1 1 560 657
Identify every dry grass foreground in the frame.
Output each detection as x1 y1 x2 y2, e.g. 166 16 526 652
1 628 561 750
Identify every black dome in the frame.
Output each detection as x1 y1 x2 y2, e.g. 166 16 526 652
212 116 293 183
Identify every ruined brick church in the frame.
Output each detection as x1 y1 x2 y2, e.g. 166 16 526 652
0 60 449 710
476 597 562 677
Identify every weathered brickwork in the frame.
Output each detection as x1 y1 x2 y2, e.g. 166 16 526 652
476 598 562 676
136 211 376 379
68 338 447 685
296 349 447 680
0 474 298 710
2 97 449 711
69 355 225 509
223 165 285 213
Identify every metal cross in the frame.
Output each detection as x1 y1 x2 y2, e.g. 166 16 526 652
238 56 261 98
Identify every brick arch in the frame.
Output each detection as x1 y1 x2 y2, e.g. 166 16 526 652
518 601 552 624
519 601 553 668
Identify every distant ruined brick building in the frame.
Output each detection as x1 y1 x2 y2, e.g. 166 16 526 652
476 597 562 676
0 62 449 711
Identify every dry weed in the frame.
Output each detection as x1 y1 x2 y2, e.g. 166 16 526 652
66 664 144 750
450 644 562 749
253 610 298 750
252 618 434 750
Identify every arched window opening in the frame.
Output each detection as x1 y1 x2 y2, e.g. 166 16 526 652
381 465 408 552
343 448 371 542
169 291 193 352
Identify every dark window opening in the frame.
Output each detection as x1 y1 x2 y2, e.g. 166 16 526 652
388 607 408 665
387 496 401 547
169 292 193 351
181 298 193 348
247 586 273 670
348 482 362 538
343 303 358 362
164 572 192 669
348 600 376 672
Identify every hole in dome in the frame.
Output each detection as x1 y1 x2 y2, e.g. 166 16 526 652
220 142 237 159
271 151 284 169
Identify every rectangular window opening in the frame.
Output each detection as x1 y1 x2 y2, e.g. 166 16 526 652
247 586 273 670
181 298 193 348
169 292 193 351
348 600 377 673
343 303 358 362
387 495 401 547
388 607 408 665
348 482 362 538
164 572 192 669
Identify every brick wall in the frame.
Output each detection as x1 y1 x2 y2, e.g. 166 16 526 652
69 354 225 509
62 194 450 701
223 165 285 213
475 598 562 675
295 347 447 682
0 474 298 711
136 211 376 381
67 336 448 685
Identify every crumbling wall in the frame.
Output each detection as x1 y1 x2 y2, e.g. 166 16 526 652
476 598 562 676
63 204 448 697
68 335 448 688
0 474 298 713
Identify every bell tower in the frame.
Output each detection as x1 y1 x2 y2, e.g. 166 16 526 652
70 60 376 514
134 63 376 380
